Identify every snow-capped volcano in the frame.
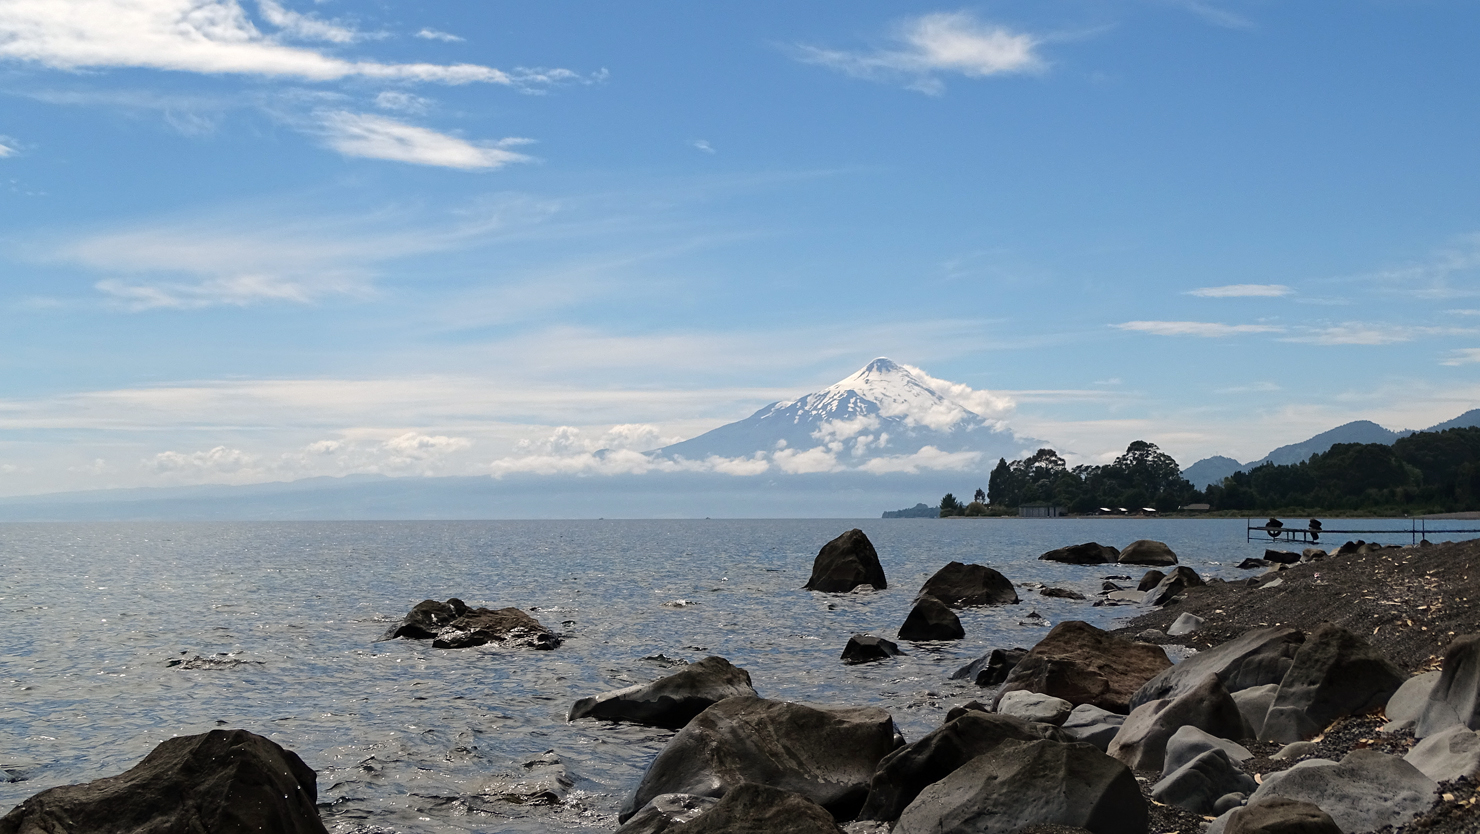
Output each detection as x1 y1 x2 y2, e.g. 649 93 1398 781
653 358 1034 473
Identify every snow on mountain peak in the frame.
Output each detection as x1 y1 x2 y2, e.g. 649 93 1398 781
774 357 1014 432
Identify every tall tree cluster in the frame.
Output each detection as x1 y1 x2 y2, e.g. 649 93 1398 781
986 441 1197 514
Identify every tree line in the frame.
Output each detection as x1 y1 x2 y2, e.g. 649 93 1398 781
938 426 1480 516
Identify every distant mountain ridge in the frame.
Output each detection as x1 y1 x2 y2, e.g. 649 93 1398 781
1180 411 1480 488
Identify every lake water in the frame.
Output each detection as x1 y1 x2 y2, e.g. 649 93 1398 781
0 517 1433 832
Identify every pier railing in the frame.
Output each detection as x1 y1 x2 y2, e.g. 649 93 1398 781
1247 518 1480 546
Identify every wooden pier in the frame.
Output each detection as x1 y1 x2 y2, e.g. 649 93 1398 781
1247 518 1480 546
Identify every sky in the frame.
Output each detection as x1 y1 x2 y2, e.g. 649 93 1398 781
1 0 1479 497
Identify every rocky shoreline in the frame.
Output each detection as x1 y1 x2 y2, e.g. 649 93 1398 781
5 530 1479 834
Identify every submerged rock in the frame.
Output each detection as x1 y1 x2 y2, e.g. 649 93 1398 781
569 656 757 729
805 529 888 593
916 561 1018 607
381 598 560 650
841 634 906 665
1039 542 1119 565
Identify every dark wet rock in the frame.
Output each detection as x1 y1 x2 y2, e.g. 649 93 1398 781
950 647 1027 687
1167 612 1204 637
858 712 1070 822
1301 548 1327 561
1132 626 1305 711
1041 587 1086 601
1382 670 1441 732
1101 581 1123 591
1239 749 1436 834
841 634 905 665
474 750 572 806
1060 704 1124 751
1143 566 1205 606
0 729 326 834
676 783 844 834
916 561 1018 607
897 595 964 641
619 696 901 823
1238 558 1272 570
1118 539 1178 566
166 653 264 669
997 691 1073 725
1221 797 1341 834
379 597 469 640
1109 674 1253 772
1039 542 1119 565
616 793 719 834
1152 748 1258 815
429 606 561 650
892 738 1146 834
1403 725 1480 783
996 621 1172 714
1415 632 1480 738
804 529 887 593
1232 683 1280 739
1264 549 1302 564
568 656 756 729
943 700 990 723
1259 622 1404 743
1137 570 1166 592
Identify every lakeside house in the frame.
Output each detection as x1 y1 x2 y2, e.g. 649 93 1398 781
1019 503 1066 518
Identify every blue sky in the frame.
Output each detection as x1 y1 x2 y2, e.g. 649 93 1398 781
1 0 1479 495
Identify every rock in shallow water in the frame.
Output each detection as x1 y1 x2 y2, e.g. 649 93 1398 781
381 598 561 650
950 647 1027 687
568 655 757 729
841 634 906 665
1038 542 1119 565
898 596 964 641
804 529 887 593
1118 539 1178 566
0 729 327 834
916 561 1018 607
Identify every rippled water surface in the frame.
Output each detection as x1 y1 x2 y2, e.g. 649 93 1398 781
0 518 1427 831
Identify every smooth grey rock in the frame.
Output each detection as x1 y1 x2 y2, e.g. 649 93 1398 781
893 739 1146 834
676 783 844 834
997 691 1073 726
950 647 1027 687
1382 670 1441 732
1107 590 1145 603
1260 623 1404 743
1415 633 1480 738
1143 566 1204 606
1109 674 1253 772
1039 542 1119 565
1162 725 1253 777
1151 748 1258 815
1233 684 1281 739
995 620 1172 714
1403 724 1480 783
618 697 900 823
616 794 719 834
1132 628 1306 711
1212 792 1247 816
841 635 905 665
1245 749 1436 833
1168 612 1205 637
1060 704 1124 751
857 711 1068 822
898 595 965 641
1118 539 1178 566
569 656 756 729
1270 742 1320 761
805 529 887 593
1222 797 1341 834
917 561 1018 607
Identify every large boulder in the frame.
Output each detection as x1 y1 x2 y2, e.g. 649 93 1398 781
1221 798 1341 834
1415 632 1480 738
429 606 561 650
1108 674 1253 772
1118 540 1178 566
568 656 757 729
1039 542 1119 565
995 621 1172 714
675 783 843 834
804 529 887 592
1259 623 1404 743
1143 566 1204 606
1151 748 1257 815
1403 725 1480 783
1162 725 1252 776
618 696 900 823
1383 670 1441 732
916 561 1018 607
1060 704 1125 751
1136 570 1166 592
893 739 1147 834
1233 684 1281 739
379 597 469 639
898 596 965 641
858 711 1068 822
997 691 1073 725
1131 626 1306 711
1240 749 1437 834
0 729 326 834
950 647 1027 687
841 634 905 665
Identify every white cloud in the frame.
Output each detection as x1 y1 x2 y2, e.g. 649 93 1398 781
514 424 681 455
1161 0 1255 30
812 415 881 443
151 445 256 474
1280 323 1476 346
1114 321 1284 337
256 0 357 44
382 431 471 459
1187 283 1292 297
796 12 1043 95
901 363 1016 418
0 0 530 85
857 446 982 474
692 140 715 154
373 90 432 114
1442 349 1480 366
416 28 463 43
772 446 841 474
317 111 533 170
0 136 16 157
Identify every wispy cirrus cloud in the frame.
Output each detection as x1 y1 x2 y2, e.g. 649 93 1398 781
1187 283 1291 298
1281 323 1478 346
795 12 1044 95
0 136 16 157
1160 0 1255 30
317 110 534 170
1113 320 1284 337
1442 349 1480 366
415 28 464 43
